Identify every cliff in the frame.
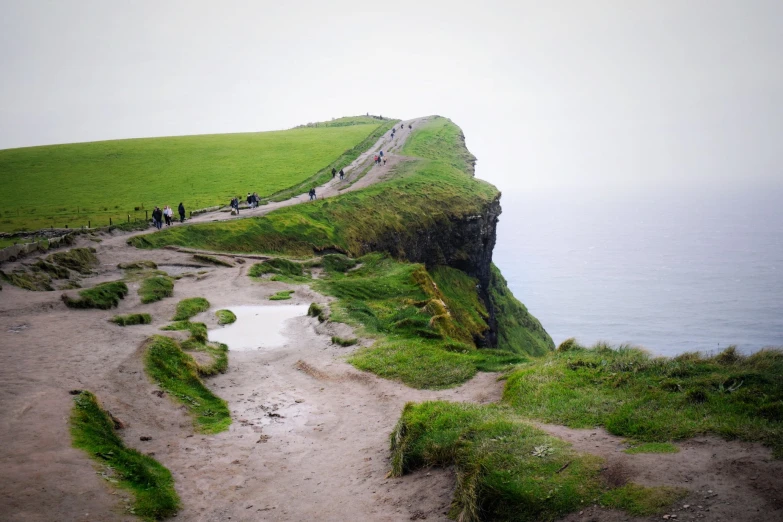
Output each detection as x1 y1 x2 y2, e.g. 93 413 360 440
130 116 554 356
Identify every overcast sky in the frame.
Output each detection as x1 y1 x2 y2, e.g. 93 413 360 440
1 0 781 194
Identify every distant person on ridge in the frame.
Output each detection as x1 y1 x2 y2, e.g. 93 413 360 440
178 202 185 223
332 167 336 179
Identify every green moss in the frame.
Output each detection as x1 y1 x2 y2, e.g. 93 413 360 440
47 247 98 274
390 401 604 521
143 335 230 433
489 264 554 355
111 313 152 326
215 309 236 325
181 338 229 377
192 254 233 267
601 483 687 516
249 258 306 279
139 276 174 304
70 391 179 520
503 345 783 457
161 321 207 342
63 281 128 309
269 290 294 301
172 297 210 321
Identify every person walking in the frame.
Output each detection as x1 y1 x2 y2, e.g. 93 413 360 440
332 167 336 179
178 202 185 223
339 169 344 180
165 206 173 226
152 206 163 230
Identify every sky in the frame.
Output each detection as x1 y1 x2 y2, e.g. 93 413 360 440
1 0 782 195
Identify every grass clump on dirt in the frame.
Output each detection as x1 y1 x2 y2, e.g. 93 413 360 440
0 268 54 291
215 309 236 325
144 335 230 433
601 483 688 516
139 276 174 304
308 302 326 322
118 260 157 270
624 442 679 454
47 247 98 274
249 258 309 282
70 390 180 520
331 336 358 347
181 338 229 377
32 259 71 279
390 401 605 521
62 281 128 309
172 297 210 321
192 254 233 267
111 313 152 326
503 343 783 457
269 290 294 300
160 321 207 342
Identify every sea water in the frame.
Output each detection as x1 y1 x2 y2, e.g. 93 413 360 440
493 185 783 356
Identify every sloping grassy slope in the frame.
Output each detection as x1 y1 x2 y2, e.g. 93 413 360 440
504 343 783 457
0 121 382 232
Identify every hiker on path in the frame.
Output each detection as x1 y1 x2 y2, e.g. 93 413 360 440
332 167 336 179
339 169 344 180
163 206 172 226
383 157 387 165
178 202 185 223
231 197 239 214
379 150 384 158
152 206 163 230
247 193 253 208
309 188 317 200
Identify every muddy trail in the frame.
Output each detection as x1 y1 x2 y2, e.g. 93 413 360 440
0 118 781 521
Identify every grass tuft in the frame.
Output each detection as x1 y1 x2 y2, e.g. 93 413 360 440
192 254 233 267
331 336 358 347
118 260 157 270
308 302 327 322
269 290 294 301
70 390 179 520
111 313 152 326
47 247 98 274
172 297 210 321
143 335 230 433
215 309 236 325
601 483 688 516
139 276 174 304
62 281 128 309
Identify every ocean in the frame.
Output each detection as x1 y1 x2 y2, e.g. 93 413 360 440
493 184 783 357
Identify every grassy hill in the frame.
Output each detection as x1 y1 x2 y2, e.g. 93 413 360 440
0 117 392 233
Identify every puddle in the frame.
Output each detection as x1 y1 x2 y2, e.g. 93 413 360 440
208 305 309 351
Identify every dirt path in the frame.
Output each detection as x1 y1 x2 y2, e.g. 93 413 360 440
1 116 782 521
185 117 430 226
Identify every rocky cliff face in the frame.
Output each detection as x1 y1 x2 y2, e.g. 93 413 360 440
361 195 503 347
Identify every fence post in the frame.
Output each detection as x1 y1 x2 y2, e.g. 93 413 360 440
88 220 90 229
109 217 112 226
127 214 130 223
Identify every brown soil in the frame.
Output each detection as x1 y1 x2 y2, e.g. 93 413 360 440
1 117 781 521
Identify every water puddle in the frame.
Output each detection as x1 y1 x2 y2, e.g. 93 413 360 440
208 305 309 351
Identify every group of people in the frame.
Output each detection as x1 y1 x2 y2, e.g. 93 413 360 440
331 167 345 180
152 203 185 230
374 150 386 166
246 192 261 208
308 187 317 200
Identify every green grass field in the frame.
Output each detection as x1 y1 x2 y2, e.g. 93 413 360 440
0 119 384 232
